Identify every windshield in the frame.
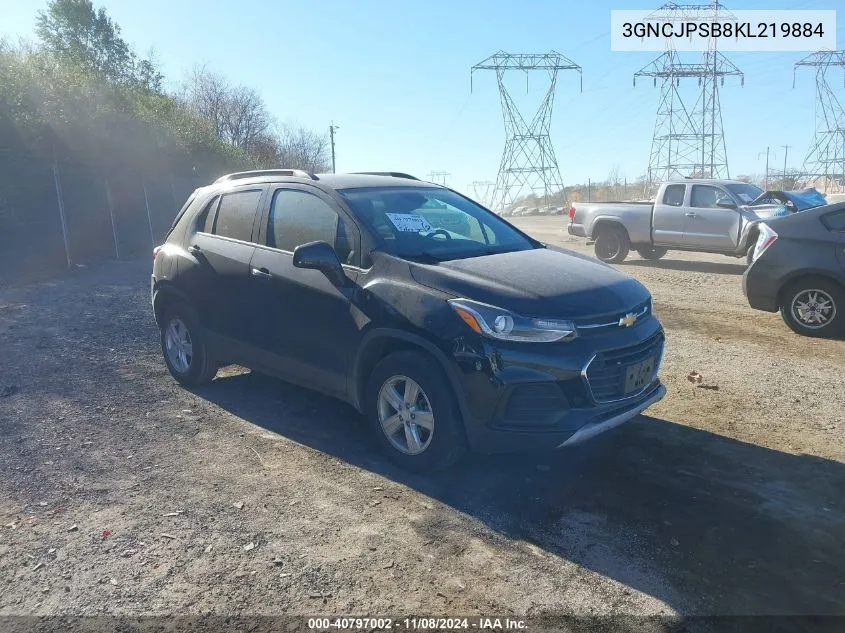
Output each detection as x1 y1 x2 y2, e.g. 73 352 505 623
338 186 537 261
725 183 764 204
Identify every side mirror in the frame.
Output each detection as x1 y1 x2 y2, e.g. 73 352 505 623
716 198 737 209
293 241 347 287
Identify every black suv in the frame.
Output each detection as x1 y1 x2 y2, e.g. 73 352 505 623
152 170 666 471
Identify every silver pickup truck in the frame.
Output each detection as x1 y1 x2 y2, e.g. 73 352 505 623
567 179 781 264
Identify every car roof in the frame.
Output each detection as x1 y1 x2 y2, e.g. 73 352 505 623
767 200 845 226
208 171 443 192
666 179 755 186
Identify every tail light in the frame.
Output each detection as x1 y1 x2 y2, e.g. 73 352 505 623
752 224 777 263
568 206 576 220
153 246 163 260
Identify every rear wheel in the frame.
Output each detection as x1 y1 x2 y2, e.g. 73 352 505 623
636 246 668 261
366 351 466 472
160 303 218 386
779 278 844 337
594 226 630 263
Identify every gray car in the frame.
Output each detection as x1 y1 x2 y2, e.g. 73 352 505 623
743 202 845 337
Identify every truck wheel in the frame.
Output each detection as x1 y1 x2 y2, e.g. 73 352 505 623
636 247 668 261
779 278 844 337
594 226 629 263
366 351 467 473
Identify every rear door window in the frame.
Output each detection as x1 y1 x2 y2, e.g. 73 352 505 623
662 184 685 207
213 189 263 242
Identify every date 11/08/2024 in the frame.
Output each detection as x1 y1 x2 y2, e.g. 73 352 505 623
308 617 528 631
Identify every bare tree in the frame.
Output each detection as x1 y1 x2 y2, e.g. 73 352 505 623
183 66 271 153
183 65 230 140
607 164 622 187
277 124 331 173
223 85 269 153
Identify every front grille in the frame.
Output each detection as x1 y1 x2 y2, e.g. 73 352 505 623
574 299 651 336
584 330 664 402
501 384 569 427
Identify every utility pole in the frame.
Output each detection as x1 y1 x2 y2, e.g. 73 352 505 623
781 144 791 190
329 121 339 173
758 147 773 190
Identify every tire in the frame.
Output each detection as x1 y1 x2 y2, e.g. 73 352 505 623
366 351 467 472
779 278 844 338
594 226 630 263
636 246 668 261
160 302 218 387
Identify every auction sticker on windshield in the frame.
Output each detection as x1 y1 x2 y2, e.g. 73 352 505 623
386 213 432 233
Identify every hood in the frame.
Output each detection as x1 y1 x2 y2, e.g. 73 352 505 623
743 204 782 220
408 246 650 319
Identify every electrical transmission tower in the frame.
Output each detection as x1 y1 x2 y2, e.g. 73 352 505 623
427 171 451 186
635 2 743 194
470 180 495 207
471 51 581 211
794 50 845 193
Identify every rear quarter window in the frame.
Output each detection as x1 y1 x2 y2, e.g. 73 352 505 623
662 184 685 207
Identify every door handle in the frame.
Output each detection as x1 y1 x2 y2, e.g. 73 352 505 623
685 212 697 217
188 244 202 254
251 267 272 279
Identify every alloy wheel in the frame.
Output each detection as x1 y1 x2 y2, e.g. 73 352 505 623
164 317 193 373
791 289 836 329
377 375 434 455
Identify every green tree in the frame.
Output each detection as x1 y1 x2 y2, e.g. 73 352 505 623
35 0 160 90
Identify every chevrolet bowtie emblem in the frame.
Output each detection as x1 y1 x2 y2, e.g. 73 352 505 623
618 313 637 328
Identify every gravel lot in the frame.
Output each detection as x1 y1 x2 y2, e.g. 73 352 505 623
1 215 843 622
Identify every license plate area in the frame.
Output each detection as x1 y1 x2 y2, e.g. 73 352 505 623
624 357 655 394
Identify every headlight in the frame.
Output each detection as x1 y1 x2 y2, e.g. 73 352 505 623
448 298 577 343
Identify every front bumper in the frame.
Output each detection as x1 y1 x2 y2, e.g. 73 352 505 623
557 383 665 448
449 318 667 453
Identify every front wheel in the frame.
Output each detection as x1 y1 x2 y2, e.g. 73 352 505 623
366 351 467 472
636 246 668 261
594 226 630 263
779 278 844 338
160 303 218 386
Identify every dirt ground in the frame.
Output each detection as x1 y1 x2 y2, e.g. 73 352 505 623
1 215 844 624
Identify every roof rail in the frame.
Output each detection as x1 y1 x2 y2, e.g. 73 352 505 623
352 171 420 181
213 169 318 184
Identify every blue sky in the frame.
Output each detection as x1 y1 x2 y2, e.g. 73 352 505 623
1 0 842 195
